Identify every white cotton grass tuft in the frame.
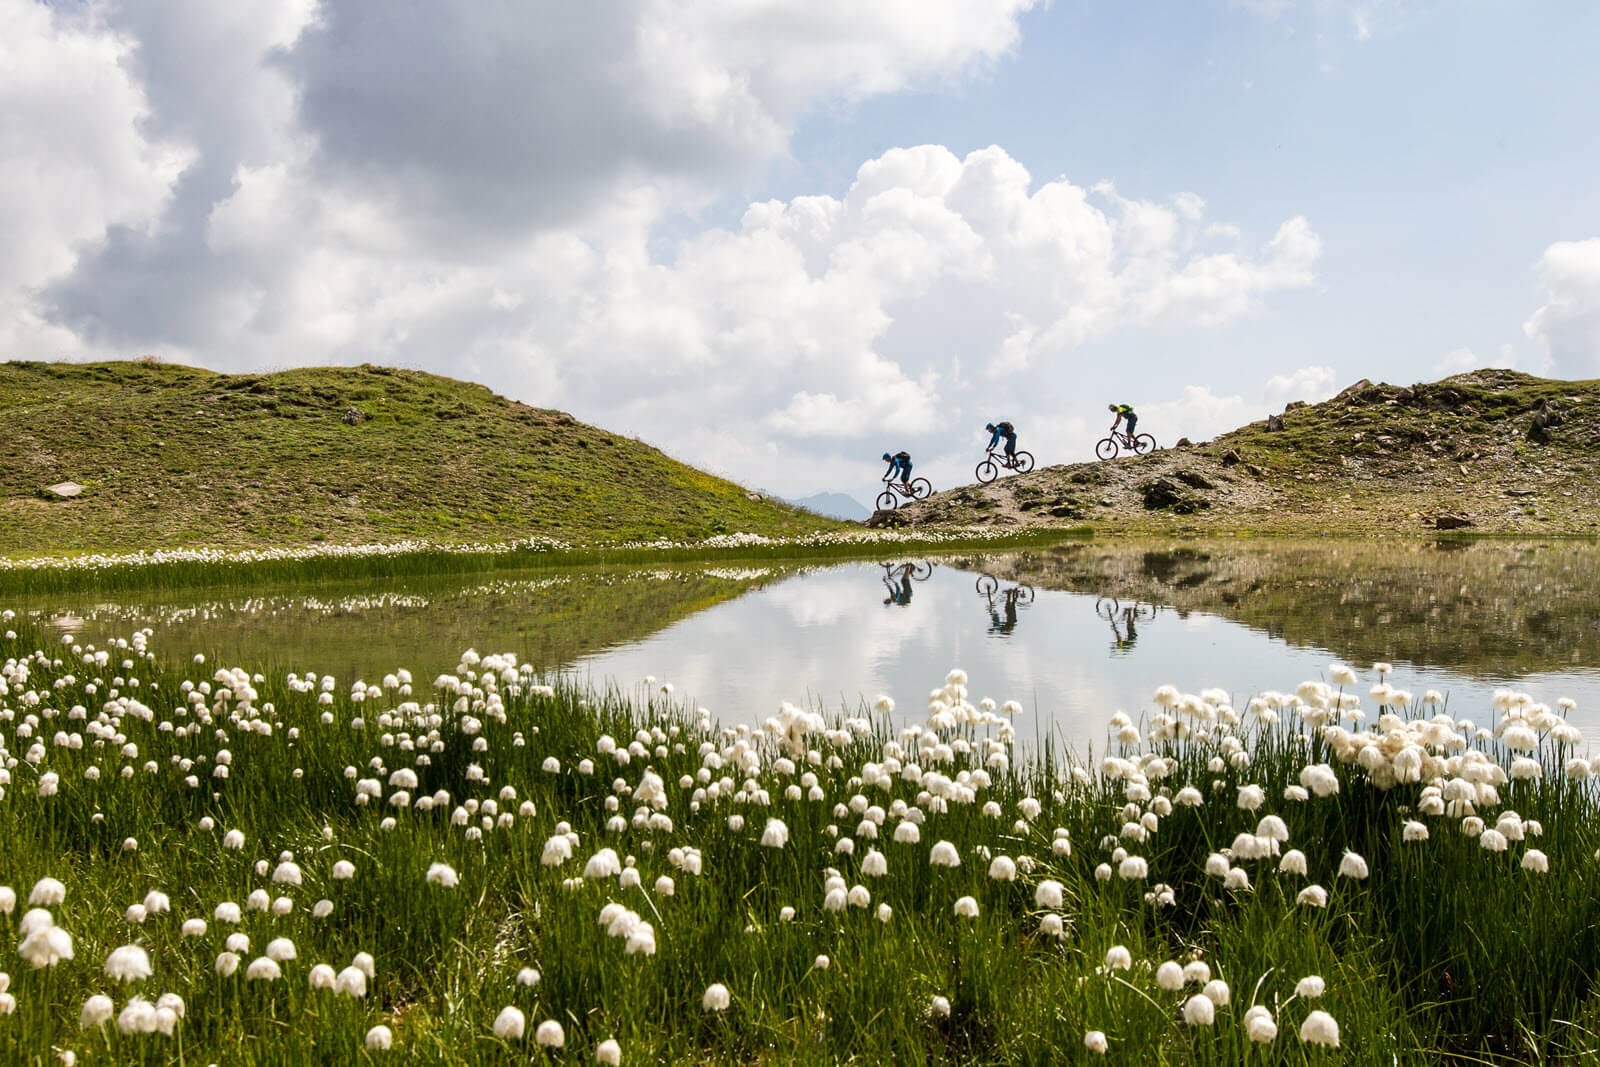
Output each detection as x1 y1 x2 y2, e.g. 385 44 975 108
1299 1009 1341 1047
1181 994 1215 1026
493 1006 526 1040
1084 1030 1108 1053
1103 946 1132 971
1337 851 1369 879
596 1038 623 1064
426 863 459 887
1155 961 1184 991
1243 1005 1277 1042
1295 975 1325 999
365 1024 393 1050
929 840 960 867
104 945 153 982
702 983 731 1012
953 896 979 919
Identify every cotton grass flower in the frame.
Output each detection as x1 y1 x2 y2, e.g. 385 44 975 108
929 840 960 867
1103 946 1132 971
761 818 789 848
1337 850 1369 879
703 983 731 1011
1034 880 1064 909
1182 994 1215 1026
1295 975 1325 999
105 945 152 982
335 966 368 997
1523 849 1550 873
493 1006 526 1040
29 878 66 907
1084 1030 1108 1054
1156 961 1184 991
1296 885 1329 908
597 1038 622 1064
365 1024 393 1050
245 957 282 981
953 896 979 919
426 862 459 887
1243 1005 1277 1042
80 994 115 1029
1299 1010 1340 1047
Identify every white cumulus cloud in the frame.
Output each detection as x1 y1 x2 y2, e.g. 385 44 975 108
1524 238 1600 378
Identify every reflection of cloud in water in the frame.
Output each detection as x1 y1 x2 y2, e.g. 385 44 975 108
569 559 1600 751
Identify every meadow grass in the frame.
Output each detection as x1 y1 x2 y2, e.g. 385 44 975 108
0 527 1088 597
1 614 1597 1064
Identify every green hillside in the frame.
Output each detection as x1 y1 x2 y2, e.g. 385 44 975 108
0 360 835 554
909 369 1600 534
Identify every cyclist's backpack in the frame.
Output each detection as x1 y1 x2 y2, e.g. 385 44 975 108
996 421 1014 434
894 451 911 462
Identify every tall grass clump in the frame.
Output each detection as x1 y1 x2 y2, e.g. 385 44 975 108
0 613 1597 1063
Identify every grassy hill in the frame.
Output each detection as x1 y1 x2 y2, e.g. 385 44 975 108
0 360 835 554
908 369 1600 534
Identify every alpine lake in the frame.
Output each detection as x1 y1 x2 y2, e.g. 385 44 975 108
17 537 1600 751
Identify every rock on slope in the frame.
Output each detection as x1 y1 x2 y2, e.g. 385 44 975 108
905 370 1600 534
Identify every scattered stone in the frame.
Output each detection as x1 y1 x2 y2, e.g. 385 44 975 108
41 481 84 500
1284 400 1307 411
1175 437 1193 448
1140 477 1210 515
1265 414 1285 432
865 509 908 529
1434 515 1473 530
1334 378 1373 401
1174 469 1214 490
745 491 762 502
342 407 366 425
1505 488 1537 497
1244 463 1266 478
1220 449 1242 468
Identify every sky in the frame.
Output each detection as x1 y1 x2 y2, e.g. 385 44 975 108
4 0 1600 504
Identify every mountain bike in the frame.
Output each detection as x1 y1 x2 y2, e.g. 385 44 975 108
876 475 932 512
974 448 1035 485
1095 429 1156 460
976 574 1035 605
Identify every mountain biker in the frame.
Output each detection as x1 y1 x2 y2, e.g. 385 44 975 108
1108 404 1137 441
985 421 1017 459
881 451 913 490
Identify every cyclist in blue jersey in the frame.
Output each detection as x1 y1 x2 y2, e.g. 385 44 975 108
985 421 1017 458
882 450 913 491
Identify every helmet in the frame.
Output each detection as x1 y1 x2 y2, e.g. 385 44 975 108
1108 404 1117 412
882 453 891 462
985 423 995 432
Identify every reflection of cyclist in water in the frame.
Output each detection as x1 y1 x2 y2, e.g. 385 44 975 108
976 575 1032 636
1095 596 1153 652
881 562 931 606
988 588 1022 635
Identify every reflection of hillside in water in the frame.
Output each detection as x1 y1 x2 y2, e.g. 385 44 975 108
964 540 1600 677
23 566 793 678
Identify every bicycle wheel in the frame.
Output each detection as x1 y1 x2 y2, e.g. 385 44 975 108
975 459 999 485
1012 450 1035 473
1095 437 1119 461
1095 596 1119 620
910 561 934 581
910 477 933 500
1015 585 1036 605
1133 434 1157 455
875 490 897 512
976 575 999 597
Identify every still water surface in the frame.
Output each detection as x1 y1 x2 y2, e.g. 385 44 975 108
19 539 1600 749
